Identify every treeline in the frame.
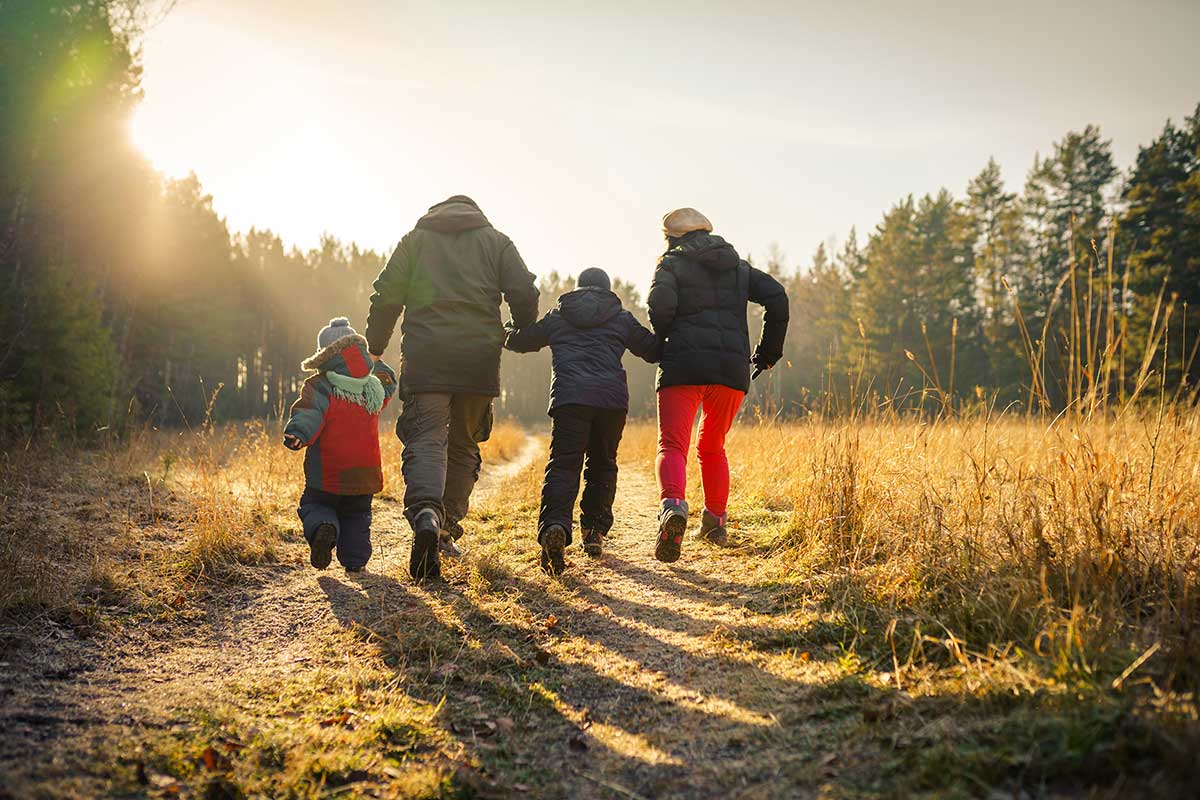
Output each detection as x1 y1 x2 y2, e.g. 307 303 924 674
3 2 1199 436
749 116 1200 417
2 1 390 431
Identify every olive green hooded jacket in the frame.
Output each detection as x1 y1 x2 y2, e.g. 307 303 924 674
364 196 539 397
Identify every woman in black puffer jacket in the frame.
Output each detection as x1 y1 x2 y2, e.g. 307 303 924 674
647 208 789 563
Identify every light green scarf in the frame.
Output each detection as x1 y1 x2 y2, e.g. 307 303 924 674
326 371 386 415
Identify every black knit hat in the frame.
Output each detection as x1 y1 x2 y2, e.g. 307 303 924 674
577 267 611 291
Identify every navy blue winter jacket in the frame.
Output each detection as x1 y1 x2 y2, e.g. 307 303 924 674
504 287 661 413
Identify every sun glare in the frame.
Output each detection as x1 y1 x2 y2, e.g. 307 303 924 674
128 105 180 176
128 107 153 161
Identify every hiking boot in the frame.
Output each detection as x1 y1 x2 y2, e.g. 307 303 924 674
309 523 336 570
582 526 603 558
540 525 567 576
439 519 465 558
439 532 464 558
409 509 442 581
655 499 689 563
345 565 365 574
695 509 729 546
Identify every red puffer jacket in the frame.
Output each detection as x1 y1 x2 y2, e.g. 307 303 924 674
284 334 397 495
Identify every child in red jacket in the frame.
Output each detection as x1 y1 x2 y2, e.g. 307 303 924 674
284 318 397 572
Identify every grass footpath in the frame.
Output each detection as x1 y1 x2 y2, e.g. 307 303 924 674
1 419 1198 798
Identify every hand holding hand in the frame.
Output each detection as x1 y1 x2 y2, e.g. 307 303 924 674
283 433 303 450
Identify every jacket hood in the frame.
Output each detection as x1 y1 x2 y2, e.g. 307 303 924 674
666 231 740 272
416 195 492 233
301 334 375 378
557 287 623 329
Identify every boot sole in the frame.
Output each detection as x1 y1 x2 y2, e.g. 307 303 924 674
541 527 567 576
410 524 441 582
655 513 686 563
310 523 336 570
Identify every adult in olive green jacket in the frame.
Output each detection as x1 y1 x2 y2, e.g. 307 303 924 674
365 195 539 393
365 195 538 581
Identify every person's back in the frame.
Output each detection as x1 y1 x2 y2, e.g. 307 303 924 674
650 227 786 393
365 195 539 581
518 285 657 412
647 208 789 562
505 268 659 571
283 318 398 574
366 195 537 396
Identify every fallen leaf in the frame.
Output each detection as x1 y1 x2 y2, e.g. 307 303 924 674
544 614 558 629
319 711 351 727
514 783 531 792
495 717 515 733
799 651 811 662
200 745 229 771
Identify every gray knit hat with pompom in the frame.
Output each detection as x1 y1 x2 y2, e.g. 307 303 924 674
317 317 357 350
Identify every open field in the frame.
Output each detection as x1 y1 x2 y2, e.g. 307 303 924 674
1 415 1197 799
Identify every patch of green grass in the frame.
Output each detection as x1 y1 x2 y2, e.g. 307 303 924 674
877 691 1196 798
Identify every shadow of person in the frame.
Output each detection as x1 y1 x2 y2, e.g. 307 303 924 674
313 566 861 799
598 553 767 608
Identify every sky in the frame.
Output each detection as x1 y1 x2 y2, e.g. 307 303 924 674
130 0 1200 294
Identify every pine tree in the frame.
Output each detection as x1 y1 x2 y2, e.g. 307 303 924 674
965 158 1027 394
1021 126 1119 407
855 191 979 410
780 243 851 413
1121 104 1200 391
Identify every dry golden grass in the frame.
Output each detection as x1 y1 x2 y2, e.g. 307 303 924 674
5 413 1199 798
713 414 1200 690
625 412 1200 687
0 417 525 628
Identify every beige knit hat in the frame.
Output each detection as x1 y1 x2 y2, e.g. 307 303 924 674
662 207 713 239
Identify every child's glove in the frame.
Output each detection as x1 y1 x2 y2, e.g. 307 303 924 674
283 433 304 450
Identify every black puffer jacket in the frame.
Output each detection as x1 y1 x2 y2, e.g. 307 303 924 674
647 231 789 392
505 287 660 413
364 196 540 396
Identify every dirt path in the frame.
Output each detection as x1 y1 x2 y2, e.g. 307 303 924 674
2 435 867 799
444 460 855 800
0 439 546 796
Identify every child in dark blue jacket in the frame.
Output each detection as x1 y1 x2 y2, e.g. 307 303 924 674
505 268 660 574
